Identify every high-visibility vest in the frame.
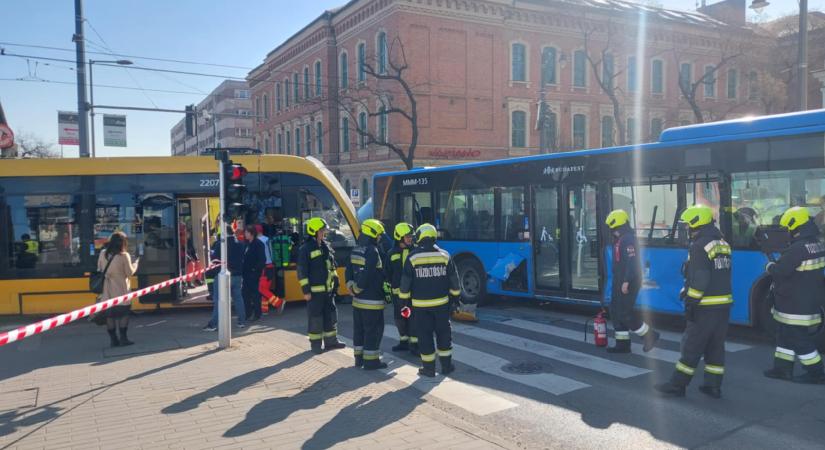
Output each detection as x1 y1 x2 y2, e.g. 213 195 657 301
24 240 39 254
271 234 292 267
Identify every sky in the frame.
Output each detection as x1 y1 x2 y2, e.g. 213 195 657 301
1 0 823 158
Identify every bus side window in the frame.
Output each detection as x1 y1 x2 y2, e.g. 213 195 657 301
611 183 683 246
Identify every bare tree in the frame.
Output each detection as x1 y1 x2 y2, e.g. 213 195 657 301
15 131 59 158
672 41 742 124
582 23 626 145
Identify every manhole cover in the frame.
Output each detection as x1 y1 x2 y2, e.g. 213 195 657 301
501 361 545 375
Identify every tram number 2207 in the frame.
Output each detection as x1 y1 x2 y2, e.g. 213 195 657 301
200 178 220 187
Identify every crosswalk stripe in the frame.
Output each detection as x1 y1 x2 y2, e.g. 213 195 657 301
336 335 518 415
498 318 682 363
500 308 751 352
453 323 650 379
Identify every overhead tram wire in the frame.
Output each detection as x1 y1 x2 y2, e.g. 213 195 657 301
0 77 204 95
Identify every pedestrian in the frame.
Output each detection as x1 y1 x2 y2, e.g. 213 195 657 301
203 225 247 331
388 222 418 355
98 231 140 347
256 224 284 315
297 217 345 354
346 219 389 369
242 224 266 321
399 223 461 377
763 207 825 384
655 205 732 398
604 209 660 353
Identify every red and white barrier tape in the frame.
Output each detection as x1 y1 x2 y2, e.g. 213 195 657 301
0 264 220 347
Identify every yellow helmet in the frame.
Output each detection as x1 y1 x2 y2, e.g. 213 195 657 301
605 209 630 229
416 223 438 243
680 204 714 229
361 219 385 239
305 217 328 236
779 206 810 231
393 222 414 241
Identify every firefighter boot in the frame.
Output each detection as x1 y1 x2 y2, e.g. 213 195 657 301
354 354 364 368
698 385 722 399
418 361 436 378
643 330 661 353
606 339 631 354
363 358 388 370
392 339 409 352
324 338 346 351
310 340 323 355
654 381 686 397
794 363 825 384
439 355 455 376
764 359 794 381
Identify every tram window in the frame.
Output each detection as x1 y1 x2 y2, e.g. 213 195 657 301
612 183 683 246
5 194 82 272
294 184 356 266
437 189 495 241
500 187 528 241
731 169 825 247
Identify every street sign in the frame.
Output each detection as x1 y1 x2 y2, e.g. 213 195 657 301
0 124 13 149
350 188 361 207
103 114 127 147
57 111 79 146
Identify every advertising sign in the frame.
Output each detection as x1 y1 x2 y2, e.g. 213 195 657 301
103 114 127 147
57 111 79 145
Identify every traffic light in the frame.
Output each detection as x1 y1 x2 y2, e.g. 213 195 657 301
222 160 248 220
185 105 195 137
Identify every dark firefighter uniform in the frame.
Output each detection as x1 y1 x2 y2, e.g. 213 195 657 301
399 223 462 377
764 207 825 384
656 205 732 399
605 210 660 353
346 219 389 370
297 217 345 354
388 222 418 354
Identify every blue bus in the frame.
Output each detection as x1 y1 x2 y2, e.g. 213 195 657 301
371 110 825 333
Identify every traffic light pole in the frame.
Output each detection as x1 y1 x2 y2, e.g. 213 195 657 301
216 153 231 349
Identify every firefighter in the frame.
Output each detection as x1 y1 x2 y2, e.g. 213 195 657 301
399 223 461 377
388 222 418 354
297 217 346 354
763 207 825 384
604 209 660 353
655 205 732 398
346 219 389 369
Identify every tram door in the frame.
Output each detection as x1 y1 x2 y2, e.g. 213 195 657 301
175 198 214 304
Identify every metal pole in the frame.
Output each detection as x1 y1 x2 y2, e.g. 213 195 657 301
217 157 230 349
89 60 96 157
798 0 808 111
74 0 90 158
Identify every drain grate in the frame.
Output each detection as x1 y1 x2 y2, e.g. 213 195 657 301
501 361 545 375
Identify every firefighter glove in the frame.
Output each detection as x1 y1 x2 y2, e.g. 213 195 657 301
400 306 411 319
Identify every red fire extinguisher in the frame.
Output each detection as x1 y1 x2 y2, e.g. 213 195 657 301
590 309 608 347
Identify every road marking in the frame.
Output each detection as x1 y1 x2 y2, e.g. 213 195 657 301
453 323 650 378
497 318 682 364
336 336 518 415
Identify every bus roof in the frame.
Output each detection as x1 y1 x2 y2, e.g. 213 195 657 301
375 109 825 178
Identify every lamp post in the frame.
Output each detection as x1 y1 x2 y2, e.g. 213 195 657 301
88 59 133 157
751 0 808 110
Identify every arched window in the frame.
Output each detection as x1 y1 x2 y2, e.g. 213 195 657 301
276 82 282 111
378 107 388 143
511 110 526 147
345 179 351 196
573 50 587 87
263 95 269 119
601 116 614 147
340 52 349 89
377 32 387 74
316 121 323 154
303 67 310 99
541 47 556 85
573 114 587 149
358 42 367 82
358 111 367 149
293 73 300 102
284 78 290 107
341 117 350 152
295 127 302 156
286 129 292 155
651 59 664 94
362 178 369 199
314 61 322 97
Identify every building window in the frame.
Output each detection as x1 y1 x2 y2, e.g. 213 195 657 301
704 65 716 98
277 132 283 154
275 83 282 112
573 114 587 149
255 97 261 122
627 56 637 93
378 107 388 143
286 130 292 155
303 67 310 99
340 52 349 90
362 178 369 199
626 117 636 144
295 127 302 156
727 68 738 99
358 43 366 83
305 123 312 154
236 89 250 99
285 78 290 107
315 61 322 97
264 136 270 153
358 111 368 149
263 95 269 119
541 47 557 85
378 32 387 74
602 53 614 90
345 179 351 196
341 117 350 152
679 62 692 94
316 121 323 154
651 59 664 94
650 117 663 141
573 50 587 87
293 73 300 102
512 43 526 82
601 116 614 147
748 70 758 100
511 110 526 148
539 110 557 153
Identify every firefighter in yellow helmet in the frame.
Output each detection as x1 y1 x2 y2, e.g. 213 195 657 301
346 218 389 369
387 222 418 354
656 205 732 398
399 223 461 377
763 207 825 384
604 210 660 354
297 217 345 354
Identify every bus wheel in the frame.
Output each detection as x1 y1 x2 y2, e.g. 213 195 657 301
457 258 488 306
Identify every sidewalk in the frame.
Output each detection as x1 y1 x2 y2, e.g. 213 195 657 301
0 308 507 450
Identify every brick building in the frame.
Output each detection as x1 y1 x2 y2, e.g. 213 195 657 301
170 80 254 156
248 0 768 200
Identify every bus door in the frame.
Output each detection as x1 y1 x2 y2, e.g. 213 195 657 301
396 191 433 228
565 184 601 298
531 185 562 293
